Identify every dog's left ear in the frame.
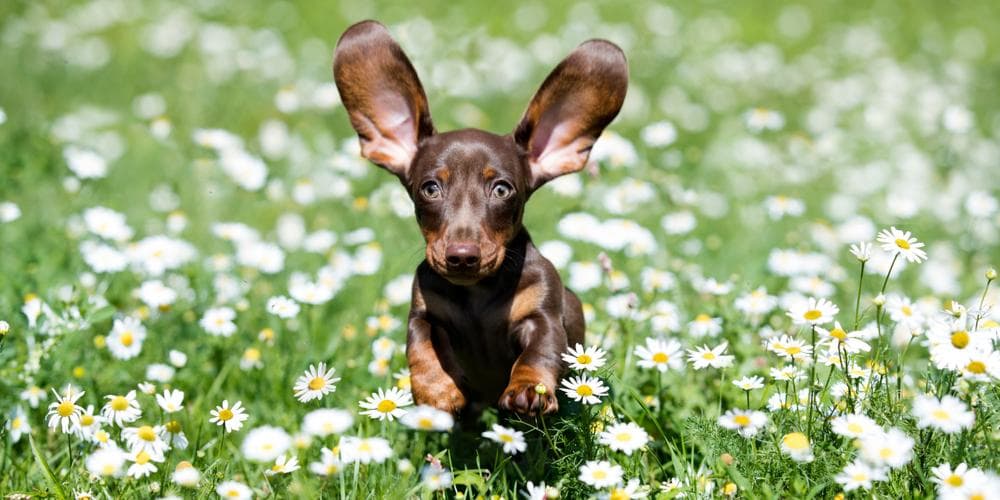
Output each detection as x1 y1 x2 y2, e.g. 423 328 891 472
513 40 628 191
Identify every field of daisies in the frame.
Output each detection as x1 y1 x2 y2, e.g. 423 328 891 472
2 0 999 498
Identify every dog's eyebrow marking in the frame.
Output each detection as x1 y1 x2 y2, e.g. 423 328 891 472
482 166 496 180
437 167 450 182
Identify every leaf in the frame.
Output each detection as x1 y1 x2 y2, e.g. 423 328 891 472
28 434 67 500
451 469 488 491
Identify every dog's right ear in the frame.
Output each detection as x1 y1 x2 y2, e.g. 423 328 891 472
333 21 434 181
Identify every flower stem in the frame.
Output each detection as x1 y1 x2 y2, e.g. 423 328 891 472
806 326 817 440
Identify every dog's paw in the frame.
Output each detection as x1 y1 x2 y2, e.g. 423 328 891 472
412 381 467 415
498 382 558 416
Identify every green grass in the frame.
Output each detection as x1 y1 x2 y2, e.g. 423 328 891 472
1 0 999 498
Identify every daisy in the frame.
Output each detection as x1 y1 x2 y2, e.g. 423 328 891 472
107 317 146 360
886 295 925 329
161 420 189 449
524 481 552 500
927 321 988 370
818 322 870 354
560 375 609 405
959 350 1000 382
835 459 886 491
74 405 103 439
310 447 343 476
421 462 453 490
20 385 46 408
241 425 292 463
400 405 454 432
787 297 839 326
172 461 201 487
578 460 624 488
209 400 249 433
200 307 237 337
6 406 30 442
359 387 412 421
912 394 975 433
125 448 160 479
122 424 169 459
780 432 813 463
482 424 527 455
102 391 142 426
859 427 914 469
339 436 393 464
688 313 723 338
302 408 354 437
931 462 973 495
766 335 812 362
215 480 253 499
687 342 735 370
85 447 127 478
265 454 300 476
393 369 412 391
156 389 185 413
831 413 879 439
598 421 650 455
732 375 765 391
877 226 927 263
849 241 872 262
266 295 300 319
717 409 768 438
600 479 649 500
46 386 85 433
293 362 341 403
634 337 684 372
562 343 608 372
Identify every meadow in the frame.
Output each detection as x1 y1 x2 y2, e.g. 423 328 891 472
1 0 999 498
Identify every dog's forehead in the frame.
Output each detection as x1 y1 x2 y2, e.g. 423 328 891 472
415 129 523 176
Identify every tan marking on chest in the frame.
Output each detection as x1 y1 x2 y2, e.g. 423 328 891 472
509 283 544 323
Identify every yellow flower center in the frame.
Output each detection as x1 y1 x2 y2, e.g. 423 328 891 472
966 361 987 374
901 306 913 316
226 489 241 497
135 450 151 465
970 494 985 500
166 420 181 433
786 346 802 355
244 348 261 361
576 354 592 365
946 474 964 487
733 415 751 427
852 473 868 482
81 414 94 426
120 331 134 346
102 464 115 475
695 313 711 322
803 310 822 321
950 331 969 349
418 418 433 429
137 425 156 441
397 375 411 390
782 432 809 450
879 448 893 459
57 401 75 417
609 489 628 500
499 434 514 443
111 396 129 411
830 328 847 341
358 441 372 452
652 352 669 363
932 409 950 421
376 400 397 413
592 470 607 480
895 238 910 250
308 376 326 391
12 417 22 429
217 408 234 421
702 352 716 360
847 422 863 434
576 384 594 397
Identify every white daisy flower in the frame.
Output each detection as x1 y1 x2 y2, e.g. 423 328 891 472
717 409 768 438
600 478 649 500
818 322 871 354
598 421 650 455
687 342 735 370
309 447 343 476
849 241 872 262
293 362 341 403
780 432 813 463
482 424 527 455
876 226 927 263
766 334 813 361
85 447 127 478
156 389 185 413
125 448 161 479
787 297 839 326
578 460 624 488
46 386 85 433
339 436 393 464
209 400 249 433
215 480 253 500
200 307 237 337
859 427 914 469
930 462 973 495
121 424 169 460
171 461 201 487
830 413 879 439
266 295 300 318
634 337 684 372
241 425 292 463
359 387 412 421
560 375 609 405
107 317 146 360
732 375 765 391
561 343 608 372
912 394 975 433
835 459 886 491
400 405 454 432
101 391 142 427
302 408 354 437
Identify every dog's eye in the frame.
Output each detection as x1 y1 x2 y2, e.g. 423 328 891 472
420 181 442 200
491 182 514 199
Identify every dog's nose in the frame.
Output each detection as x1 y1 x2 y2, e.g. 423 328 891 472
445 243 480 269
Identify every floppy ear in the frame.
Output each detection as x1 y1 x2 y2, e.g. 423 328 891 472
333 20 434 180
513 40 628 190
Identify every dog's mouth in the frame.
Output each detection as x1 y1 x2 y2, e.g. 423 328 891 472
427 243 506 286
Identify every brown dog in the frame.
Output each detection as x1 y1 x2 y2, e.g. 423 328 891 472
333 20 627 416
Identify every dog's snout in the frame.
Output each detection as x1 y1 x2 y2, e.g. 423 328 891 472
445 243 480 269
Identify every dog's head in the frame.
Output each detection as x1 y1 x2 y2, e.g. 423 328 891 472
333 21 627 285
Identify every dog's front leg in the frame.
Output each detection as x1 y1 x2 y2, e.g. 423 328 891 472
498 314 567 416
406 297 467 415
